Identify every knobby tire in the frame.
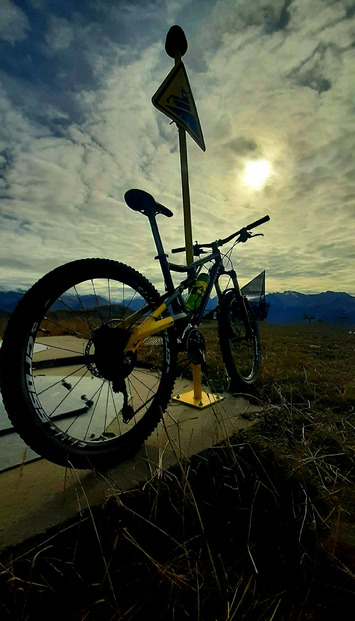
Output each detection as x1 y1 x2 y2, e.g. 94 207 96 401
218 291 260 390
1 259 176 470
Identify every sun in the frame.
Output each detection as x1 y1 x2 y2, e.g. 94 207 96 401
243 160 270 189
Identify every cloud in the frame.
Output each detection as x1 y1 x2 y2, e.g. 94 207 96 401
0 0 30 45
183 0 355 292
0 0 354 296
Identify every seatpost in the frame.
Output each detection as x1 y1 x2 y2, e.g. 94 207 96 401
148 214 175 293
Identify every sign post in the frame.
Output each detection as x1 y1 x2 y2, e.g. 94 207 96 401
152 25 205 269
178 126 193 268
152 26 222 409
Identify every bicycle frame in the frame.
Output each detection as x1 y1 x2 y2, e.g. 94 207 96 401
124 213 242 351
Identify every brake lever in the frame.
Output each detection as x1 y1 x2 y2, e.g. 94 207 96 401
193 242 207 256
239 229 264 243
239 228 251 243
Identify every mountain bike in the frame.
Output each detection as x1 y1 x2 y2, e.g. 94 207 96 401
0 189 270 470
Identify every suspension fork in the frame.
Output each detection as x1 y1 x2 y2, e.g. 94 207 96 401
191 258 222 325
227 269 256 337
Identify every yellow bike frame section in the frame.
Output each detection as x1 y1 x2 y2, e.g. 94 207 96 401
124 303 174 352
125 302 223 409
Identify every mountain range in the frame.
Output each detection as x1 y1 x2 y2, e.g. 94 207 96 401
263 291 355 325
0 289 354 325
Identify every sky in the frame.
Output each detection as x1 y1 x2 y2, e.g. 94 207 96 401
1 0 354 295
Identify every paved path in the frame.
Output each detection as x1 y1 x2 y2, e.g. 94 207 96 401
0 378 261 551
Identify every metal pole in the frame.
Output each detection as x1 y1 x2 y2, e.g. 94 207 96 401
166 27 223 410
192 363 202 403
178 127 194 268
172 52 194 270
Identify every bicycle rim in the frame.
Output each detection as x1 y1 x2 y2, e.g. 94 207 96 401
2 259 176 468
219 293 260 386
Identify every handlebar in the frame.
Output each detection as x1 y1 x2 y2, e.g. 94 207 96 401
171 214 270 254
171 241 208 255
245 214 270 231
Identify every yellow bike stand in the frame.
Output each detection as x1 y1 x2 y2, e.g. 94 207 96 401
173 363 224 409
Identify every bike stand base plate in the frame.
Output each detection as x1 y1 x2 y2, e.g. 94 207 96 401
173 390 224 409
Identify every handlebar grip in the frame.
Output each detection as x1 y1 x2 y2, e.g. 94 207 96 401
171 246 186 254
247 215 270 230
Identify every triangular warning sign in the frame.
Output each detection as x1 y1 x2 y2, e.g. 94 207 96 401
152 62 206 151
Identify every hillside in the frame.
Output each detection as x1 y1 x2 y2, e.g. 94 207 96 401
0 289 354 325
265 290 355 324
0 291 24 312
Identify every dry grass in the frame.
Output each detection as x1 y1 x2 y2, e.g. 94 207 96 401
258 322 355 408
0 322 354 620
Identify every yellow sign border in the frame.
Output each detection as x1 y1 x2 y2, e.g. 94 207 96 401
152 62 206 152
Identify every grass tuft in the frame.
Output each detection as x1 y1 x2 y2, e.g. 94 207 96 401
0 322 354 619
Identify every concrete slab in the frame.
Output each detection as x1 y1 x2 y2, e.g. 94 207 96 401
0 377 126 471
0 394 41 469
0 378 260 551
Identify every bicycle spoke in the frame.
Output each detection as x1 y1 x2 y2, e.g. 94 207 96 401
36 365 89 395
127 372 158 410
3 259 176 468
40 315 89 338
56 294 97 333
71 285 98 333
107 279 112 323
218 292 260 387
35 341 85 355
83 381 106 440
108 382 122 436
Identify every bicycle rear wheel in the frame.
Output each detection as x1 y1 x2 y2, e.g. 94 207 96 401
218 290 260 390
1 259 176 470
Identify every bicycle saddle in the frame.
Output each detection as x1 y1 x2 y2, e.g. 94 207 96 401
124 189 173 218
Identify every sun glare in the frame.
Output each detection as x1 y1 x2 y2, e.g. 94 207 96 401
243 160 270 189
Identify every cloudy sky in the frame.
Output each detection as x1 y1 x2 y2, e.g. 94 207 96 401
1 0 354 295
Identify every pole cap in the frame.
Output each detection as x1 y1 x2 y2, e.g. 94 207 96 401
165 25 188 59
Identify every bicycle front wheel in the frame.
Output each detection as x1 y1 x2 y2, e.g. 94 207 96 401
1 259 176 470
218 291 260 390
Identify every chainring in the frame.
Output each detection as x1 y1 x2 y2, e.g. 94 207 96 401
185 327 206 365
